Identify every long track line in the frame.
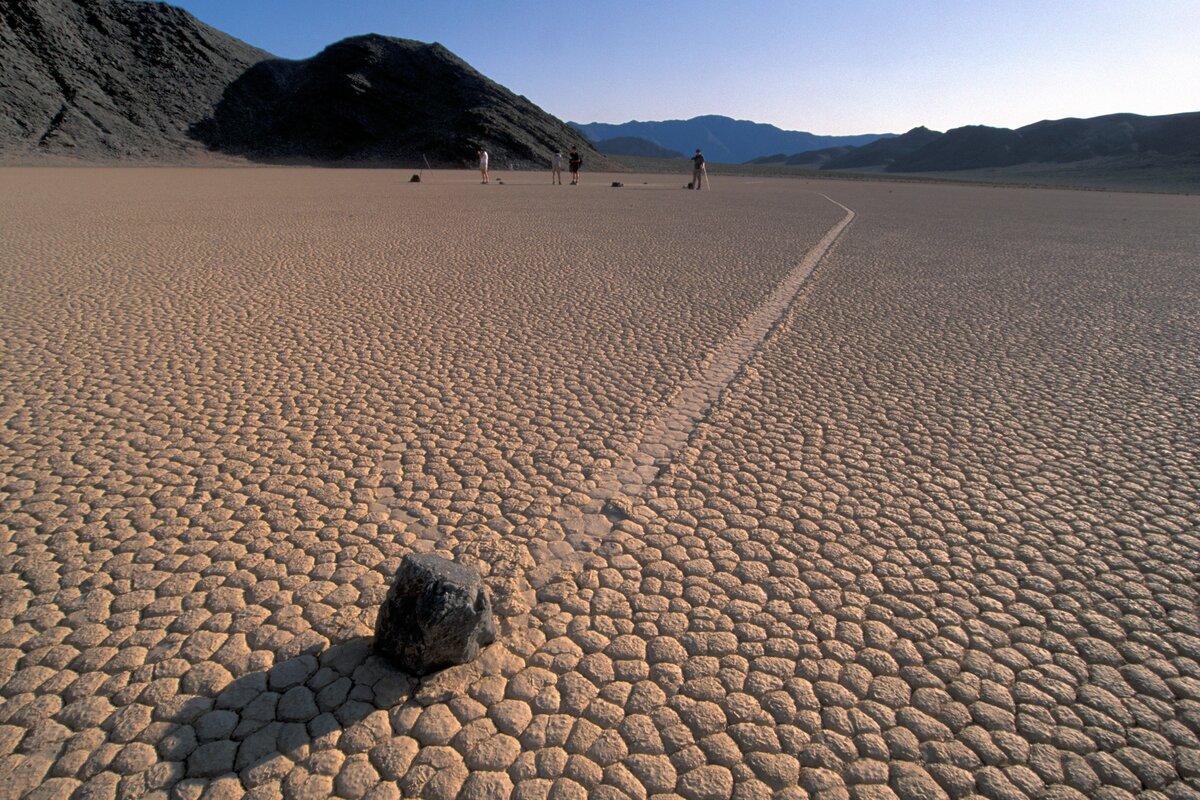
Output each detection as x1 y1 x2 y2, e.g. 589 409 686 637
376 194 856 593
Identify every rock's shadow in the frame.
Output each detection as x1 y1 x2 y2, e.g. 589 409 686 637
161 637 415 788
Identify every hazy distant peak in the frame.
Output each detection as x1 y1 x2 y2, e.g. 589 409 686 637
885 111 1200 172
569 115 895 164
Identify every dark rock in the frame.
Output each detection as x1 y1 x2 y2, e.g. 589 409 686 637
602 496 633 521
410 174 421 182
611 181 624 187
374 553 496 675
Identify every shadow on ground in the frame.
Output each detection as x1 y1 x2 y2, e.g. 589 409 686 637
159 637 415 793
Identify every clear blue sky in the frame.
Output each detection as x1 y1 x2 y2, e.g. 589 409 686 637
171 0 1200 135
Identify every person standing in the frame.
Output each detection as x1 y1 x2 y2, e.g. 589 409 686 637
477 147 490 184
691 148 707 189
551 150 564 184
568 147 582 185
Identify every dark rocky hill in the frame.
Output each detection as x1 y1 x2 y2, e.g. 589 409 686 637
888 112 1200 172
748 131 938 170
593 136 684 159
745 152 789 165
1 0 600 166
192 34 599 167
823 126 942 170
748 113 1199 178
747 146 853 168
570 116 893 164
748 130 936 170
0 0 270 161
886 125 1024 172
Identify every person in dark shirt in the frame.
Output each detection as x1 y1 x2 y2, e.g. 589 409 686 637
691 149 707 190
568 147 583 185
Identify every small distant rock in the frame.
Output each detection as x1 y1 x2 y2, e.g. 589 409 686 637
611 181 624 187
602 496 633 521
409 174 421 182
374 553 496 676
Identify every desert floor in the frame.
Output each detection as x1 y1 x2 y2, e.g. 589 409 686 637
1 168 1198 800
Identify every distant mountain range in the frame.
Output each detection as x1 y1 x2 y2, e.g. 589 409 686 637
0 0 597 165
750 114 1200 173
593 136 684 159
749 127 941 169
2 0 1195 180
570 116 893 164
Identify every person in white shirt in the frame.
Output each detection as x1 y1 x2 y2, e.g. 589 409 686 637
551 150 564 185
477 148 490 184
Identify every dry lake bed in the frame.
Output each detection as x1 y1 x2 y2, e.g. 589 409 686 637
1 168 1198 800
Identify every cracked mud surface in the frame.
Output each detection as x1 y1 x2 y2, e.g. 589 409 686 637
1 169 1198 800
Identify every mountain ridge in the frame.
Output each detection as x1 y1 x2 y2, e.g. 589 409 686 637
3 0 1194 176
191 33 597 167
570 115 893 164
0 0 600 166
887 112 1200 172
751 114 1200 174
592 136 685 159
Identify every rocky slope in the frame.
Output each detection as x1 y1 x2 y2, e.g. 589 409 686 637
823 125 942 170
750 113 1200 178
888 112 1200 172
191 34 598 167
0 0 270 161
747 146 855 168
1 0 600 167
